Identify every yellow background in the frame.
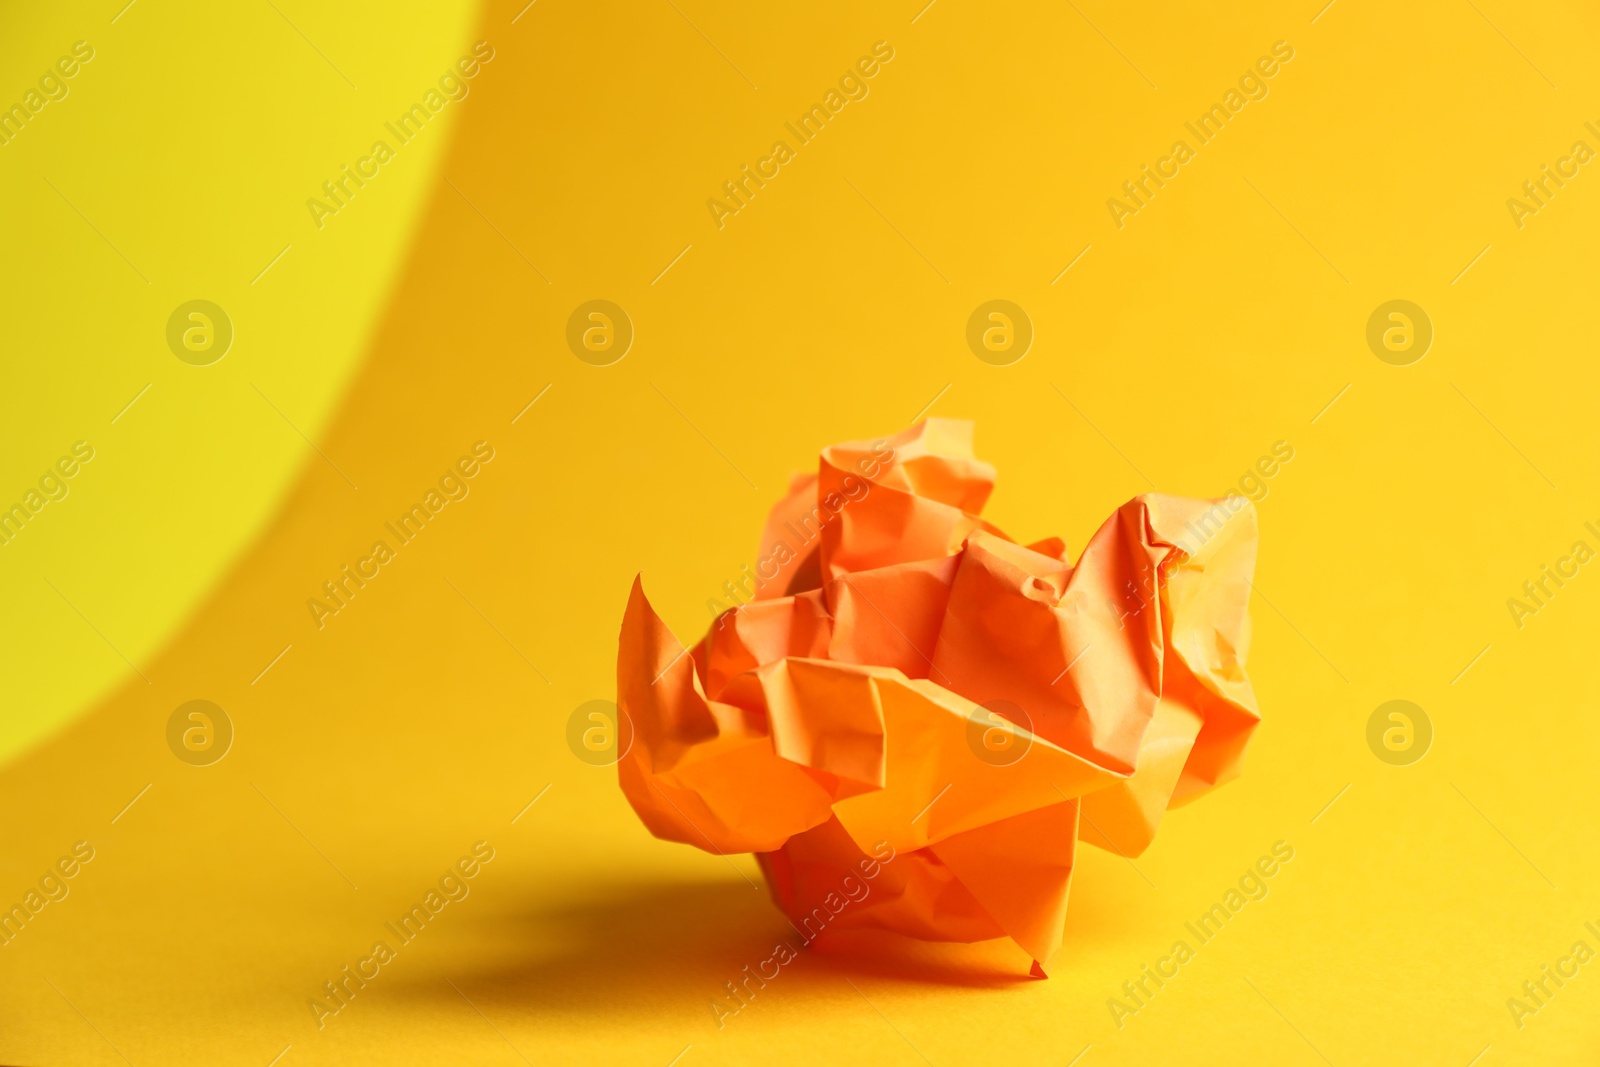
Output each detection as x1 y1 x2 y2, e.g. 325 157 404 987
3 0 1598 1063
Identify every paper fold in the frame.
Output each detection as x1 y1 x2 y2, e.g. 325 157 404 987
616 418 1260 966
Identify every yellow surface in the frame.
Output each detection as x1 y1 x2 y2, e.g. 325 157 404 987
3 0 1599 1064
0 0 480 762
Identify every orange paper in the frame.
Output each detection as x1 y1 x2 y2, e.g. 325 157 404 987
617 419 1260 969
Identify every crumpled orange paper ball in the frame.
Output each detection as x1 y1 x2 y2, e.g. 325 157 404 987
617 419 1259 971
